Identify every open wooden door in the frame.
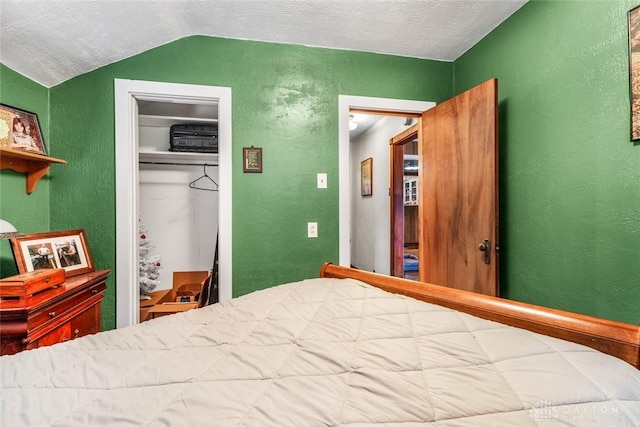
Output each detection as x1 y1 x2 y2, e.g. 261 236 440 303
390 124 418 278
419 78 499 295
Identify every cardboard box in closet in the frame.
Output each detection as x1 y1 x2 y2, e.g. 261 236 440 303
140 270 209 322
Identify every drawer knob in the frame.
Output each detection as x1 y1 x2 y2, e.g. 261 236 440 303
48 311 56 317
92 289 98 294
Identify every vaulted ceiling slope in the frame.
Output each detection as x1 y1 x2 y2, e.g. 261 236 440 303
0 0 527 88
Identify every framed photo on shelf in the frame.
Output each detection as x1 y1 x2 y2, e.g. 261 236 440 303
0 103 47 155
361 157 373 196
10 229 94 277
243 146 263 173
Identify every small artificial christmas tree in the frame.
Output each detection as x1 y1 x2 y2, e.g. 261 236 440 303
139 220 161 296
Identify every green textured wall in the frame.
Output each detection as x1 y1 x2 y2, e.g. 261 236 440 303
48 37 453 329
7 0 638 329
0 64 50 276
454 0 640 323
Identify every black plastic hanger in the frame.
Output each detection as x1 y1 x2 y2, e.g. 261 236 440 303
189 164 219 191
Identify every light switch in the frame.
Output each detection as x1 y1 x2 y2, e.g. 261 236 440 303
317 173 327 189
308 222 318 238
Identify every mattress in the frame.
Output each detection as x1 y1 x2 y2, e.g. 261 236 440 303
1 277 639 426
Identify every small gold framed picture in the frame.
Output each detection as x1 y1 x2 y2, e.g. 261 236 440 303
243 146 262 173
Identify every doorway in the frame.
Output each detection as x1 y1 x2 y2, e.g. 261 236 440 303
114 79 232 328
390 124 420 280
340 79 499 296
338 95 435 269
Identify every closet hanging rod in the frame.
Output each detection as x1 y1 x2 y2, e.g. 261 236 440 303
139 161 218 167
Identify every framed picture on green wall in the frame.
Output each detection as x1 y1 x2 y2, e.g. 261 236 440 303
628 5 640 140
0 104 47 155
243 146 262 173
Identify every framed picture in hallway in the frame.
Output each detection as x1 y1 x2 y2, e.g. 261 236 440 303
361 157 372 196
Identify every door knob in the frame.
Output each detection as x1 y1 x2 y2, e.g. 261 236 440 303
478 239 491 265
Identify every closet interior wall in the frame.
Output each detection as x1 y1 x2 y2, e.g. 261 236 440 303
137 101 219 292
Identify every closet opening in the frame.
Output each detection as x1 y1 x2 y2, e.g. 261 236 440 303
115 79 232 328
137 99 219 311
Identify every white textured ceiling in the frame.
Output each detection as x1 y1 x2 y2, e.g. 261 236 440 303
0 0 527 88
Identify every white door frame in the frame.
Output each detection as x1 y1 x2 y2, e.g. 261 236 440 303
338 95 434 267
115 79 232 328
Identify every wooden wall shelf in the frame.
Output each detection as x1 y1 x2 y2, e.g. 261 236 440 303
0 147 66 194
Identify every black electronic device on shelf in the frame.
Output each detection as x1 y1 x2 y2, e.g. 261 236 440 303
169 123 218 153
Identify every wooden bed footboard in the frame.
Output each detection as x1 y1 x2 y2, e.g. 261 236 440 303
320 263 640 369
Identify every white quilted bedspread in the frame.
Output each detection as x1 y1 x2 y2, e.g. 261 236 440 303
1 277 639 426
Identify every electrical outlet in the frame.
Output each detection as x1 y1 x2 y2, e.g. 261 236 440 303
307 222 318 238
317 173 327 189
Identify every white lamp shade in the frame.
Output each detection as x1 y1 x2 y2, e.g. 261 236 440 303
0 219 19 239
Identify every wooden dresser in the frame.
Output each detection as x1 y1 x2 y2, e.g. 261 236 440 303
0 270 110 355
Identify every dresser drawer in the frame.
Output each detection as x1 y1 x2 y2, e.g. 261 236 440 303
28 283 103 339
29 303 100 349
33 322 71 348
70 303 100 338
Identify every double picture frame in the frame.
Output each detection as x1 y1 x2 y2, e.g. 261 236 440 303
10 229 94 277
